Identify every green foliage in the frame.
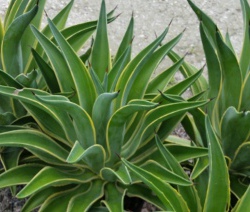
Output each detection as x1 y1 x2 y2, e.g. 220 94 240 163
165 0 250 210
0 0 208 211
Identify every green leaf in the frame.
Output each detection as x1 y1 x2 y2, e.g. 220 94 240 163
168 50 208 95
31 25 76 95
16 167 96 198
123 100 208 159
239 0 250 78
232 186 250 212
216 30 242 115
187 0 217 45
204 117 230 211
141 160 192 186
101 164 132 185
34 94 96 149
39 184 90 212
2 4 38 76
22 185 75 212
147 57 184 94
165 66 204 95
221 107 250 159
106 100 159 164
21 0 47 72
90 0 111 81
113 15 134 63
67 143 105 174
155 134 202 212
128 32 183 101
0 164 44 188
199 22 221 115
67 180 105 211
0 129 68 164
122 158 189 211
48 18 96 113
92 91 119 147
31 48 60 93
230 142 250 171
116 27 169 108
102 184 126 211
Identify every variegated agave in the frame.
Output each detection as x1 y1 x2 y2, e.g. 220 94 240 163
152 0 250 210
0 0 209 211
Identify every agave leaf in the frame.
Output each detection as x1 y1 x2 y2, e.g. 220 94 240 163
106 100 159 164
216 30 242 115
0 18 4 69
141 160 192 186
221 107 250 159
0 86 76 143
204 117 230 211
15 69 38 88
0 129 68 164
22 184 79 212
92 91 119 147
147 57 184 94
241 72 250 111
101 164 132 185
240 0 250 78
168 50 208 95
113 14 134 63
199 22 221 116
230 142 250 171
191 157 209 180
48 18 96 113
22 185 75 212
123 100 208 159
67 180 105 212
122 158 189 211
230 175 248 199
117 27 169 108
128 32 183 102
0 164 44 188
165 66 204 95
232 186 250 212
120 183 165 210
4 0 29 29
166 144 208 163
16 167 96 198
21 0 47 72
67 143 106 174
2 4 38 76
102 184 126 212
108 45 132 92
1 147 23 195
25 0 75 72
155 134 202 212
31 48 60 93
34 94 96 149
90 0 111 81
187 0 217 46
39 184 90 212
0 69 23 88
30 25 76 95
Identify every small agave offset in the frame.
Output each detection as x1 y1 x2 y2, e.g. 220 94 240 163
0 0 209 211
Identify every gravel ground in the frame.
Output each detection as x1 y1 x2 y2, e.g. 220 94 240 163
0 0 245 211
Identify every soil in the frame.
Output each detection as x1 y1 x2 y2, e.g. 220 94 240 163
0 0 244 211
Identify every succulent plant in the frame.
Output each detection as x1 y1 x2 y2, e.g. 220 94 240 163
0 0 210 211
164 0 250 210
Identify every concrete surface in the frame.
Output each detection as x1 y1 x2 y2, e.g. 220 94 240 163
0 0 245 75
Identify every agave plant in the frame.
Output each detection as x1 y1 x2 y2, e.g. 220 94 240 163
0 0 210 211
155 0 250 210
0 0 116 125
